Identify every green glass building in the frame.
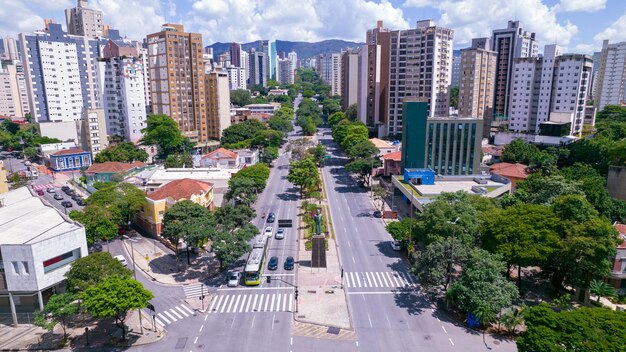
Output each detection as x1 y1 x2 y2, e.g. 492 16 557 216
401 98 483 175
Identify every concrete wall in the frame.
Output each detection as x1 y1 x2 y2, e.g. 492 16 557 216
608 166 626 201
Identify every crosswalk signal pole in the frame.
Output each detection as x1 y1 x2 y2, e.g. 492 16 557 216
295 287 299 313
200 285 205 311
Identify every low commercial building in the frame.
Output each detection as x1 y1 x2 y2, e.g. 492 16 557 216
45 148 92 172
0 187 88 326
243 103 280 115
85 161 148 183
233 149 260 167
136 178 214 236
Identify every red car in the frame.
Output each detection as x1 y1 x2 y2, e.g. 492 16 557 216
36 190 44 196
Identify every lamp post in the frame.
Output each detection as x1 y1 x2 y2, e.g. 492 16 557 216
446 217 460 291
124 234 143 334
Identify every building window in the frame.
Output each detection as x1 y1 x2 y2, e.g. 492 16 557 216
43 248 81 274
22 262 29 275
12 261 19 275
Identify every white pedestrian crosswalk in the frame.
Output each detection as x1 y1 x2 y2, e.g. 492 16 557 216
31 183 54 190
154 304 195 327
344 271 416 289
207 292 294 314
183 283 210 299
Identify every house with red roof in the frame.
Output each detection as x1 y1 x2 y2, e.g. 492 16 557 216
611 223 626 294
382 151 402 176
85 161 148 183
135 178 214 236
489 162 529 187
196 148 239 169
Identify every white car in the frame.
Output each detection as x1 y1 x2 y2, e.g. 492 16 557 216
391 241 402 251
275 228 285 240
227 272 241 287
264 227 273 236
114 255 128 267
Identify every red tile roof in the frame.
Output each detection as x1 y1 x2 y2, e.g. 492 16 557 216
147 178 213 201
51 148 87 156
615 223 626 249
203 147 238 160
382 151 402 162
482 145 505 157
86 161 147 174
489 162 529 180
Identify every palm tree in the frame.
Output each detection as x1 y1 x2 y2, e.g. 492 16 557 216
589 279 616 303
500 307 524 335
474 305 497 347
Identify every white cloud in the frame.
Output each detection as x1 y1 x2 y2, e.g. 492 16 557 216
593 14 626 43
90 0 168 41
0 0 46 37
186 0 409 44
404 0 578 48
553 0 606 13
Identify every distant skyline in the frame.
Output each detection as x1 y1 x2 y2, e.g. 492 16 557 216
1 0 625 54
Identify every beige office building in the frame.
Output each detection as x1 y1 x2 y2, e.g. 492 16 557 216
65 0 103 38
458 38 496 135
341 48 359 111
0 61 30 118
147 24 207 142
204 69 231 140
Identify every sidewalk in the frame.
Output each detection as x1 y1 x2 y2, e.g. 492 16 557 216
121 234 216 285
0 310 163 350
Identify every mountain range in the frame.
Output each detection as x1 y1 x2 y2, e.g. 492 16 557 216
207 39 364 60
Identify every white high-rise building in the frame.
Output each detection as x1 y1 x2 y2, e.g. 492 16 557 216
65 0 104 38
2 36 19 61
0 61 30 118
276 58 294 85
240 50 249 81
317 53 342 96
509 44 593 136
387 20 454 135
98 40 148 143
288 51 298 70
19 23 101 124
225 66 247 90
594 40 626 111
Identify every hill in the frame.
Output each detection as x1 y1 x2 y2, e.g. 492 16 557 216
207 39 364 60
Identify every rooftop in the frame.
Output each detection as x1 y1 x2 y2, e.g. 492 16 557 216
203 147 238 160
0 187 83 245
383 151 401 161
369 138 393 149
86 161 147 174
51 148 87 156
147 178 213 201
489 162 529 180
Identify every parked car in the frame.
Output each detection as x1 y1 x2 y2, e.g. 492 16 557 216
284 256 294 270
31 169 38 178
53 194 64 201
36 190 44 196
46 188 56 193
391 241 402 251
227 272 241 287
267 212 275 223
76 199 86 206
61 186 70 192
114 255 128 267
373 210 382 218
66 190 76 196
71 194 82 201
275 228 285 240
61 201 73 208
24 161 31 166
264 227 273 237
268 256 278 270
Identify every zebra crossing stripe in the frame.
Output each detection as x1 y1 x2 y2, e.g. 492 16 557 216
208 295 221 313
181 305 194 315
155 317 165 327
239 295 247 313
157 313 170 324
220 296 231 313
163 310 177 322
365 272 372 287
169 308 183 320
379 272 389 287
264 293 270 311
174 306 189 317
232 295 242 312
252 294 259 311
355 272 362 287
375 272 384 287
288 293 293 311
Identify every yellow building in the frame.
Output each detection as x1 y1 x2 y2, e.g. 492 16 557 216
0 161 9 194
136 178 214 236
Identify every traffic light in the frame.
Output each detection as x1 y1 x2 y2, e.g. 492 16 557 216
267 276 271 283
295 289 299 300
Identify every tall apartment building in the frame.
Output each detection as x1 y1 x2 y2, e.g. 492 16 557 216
276 58 294 85
387 20 454 135
491 21 538 118
19 23 101 124
317 53 342 96
147 24 207 142
340 48 359 110
451 52 462 87
225 66 246 90
65 0 104 38
79 108 108 155
248 49 267 87
594 40 626 111
358 21 391 135
98 40 148 142
0 61 30 118
240 50 249 81
458 38 497 135
259 40 277 81
508 44 593 136
2 36 19 61
229 43 241 67
204 68 231 140
217 52 230 67
288 51 298 70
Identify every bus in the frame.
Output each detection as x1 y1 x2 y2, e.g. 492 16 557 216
244 235 268 286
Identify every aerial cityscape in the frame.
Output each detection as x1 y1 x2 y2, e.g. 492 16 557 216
1 0 626 351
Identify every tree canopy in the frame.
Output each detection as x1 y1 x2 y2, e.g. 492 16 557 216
221 119 267 146
287 157 321 198
94 142 148 163
65 252 132 293
141 114 190 159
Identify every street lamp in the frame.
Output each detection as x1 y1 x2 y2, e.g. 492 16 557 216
123 234 143 335
446 217 460 291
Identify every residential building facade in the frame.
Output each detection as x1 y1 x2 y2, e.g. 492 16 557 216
204 69 231 140
0 60 30 118
248 49 267 87
65 0 104 38
147 24 207 142
225 66 246 90
46 148 92 172
341 48 359 111
79 108 108 155
229 43 241 67
594 40 626 111
276 58 294 85
2 36 19 61
317 53 342 96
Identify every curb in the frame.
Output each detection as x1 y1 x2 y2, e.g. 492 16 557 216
120 239 187 287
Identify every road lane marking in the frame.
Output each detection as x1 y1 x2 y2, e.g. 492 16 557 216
272 314 276 329
441 326 447 334
449 338 455 346
270 294 276 312
291 337 293 345
352 256 355 263
194 336 198 344
181 305 195 315
156 314 170 325
219 296 231 313
367 313 373 328
251 315 256 329
204 315 208 321
199 325 204 332
347 291 395 295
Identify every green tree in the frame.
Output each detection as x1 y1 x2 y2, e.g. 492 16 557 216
221 119 267 146
482 203 561 288
94 142 149 163
501 138 540 165
267 116 294 133
517 303 626 352
345 103 357 121
412 237 471 293
230 163 270 189
141 114 186 159
296 115 318 135
500 307 525 335
164 152 193 168
85 183 146 227
211 230 253 270
68 206 118 245
596 104 626 121
214 205 256 232
331 119 351 144
449 86 459 109
346 140 378 160
447 250 519 320
321 98 341 116
81 275 153 341
23 146 39 159
302 89 315 98
386 218 418 242
328 111 346 127
252 129 284 148
527 151 557 175
262 146 279 164
589 279 617 303
371 184 388 213
515 174 584 205
34 293 80 341
551 194 598 222
64 252 132 293
287 157 320 198
225 176 261 206
340 123 369 151
230 89 253 107
345 158 381 186
308 143 326 167
162 200 212 264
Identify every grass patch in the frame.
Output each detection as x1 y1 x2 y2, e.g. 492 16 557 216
304 239 328 251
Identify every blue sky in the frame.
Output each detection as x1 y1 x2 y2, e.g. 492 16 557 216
2 0 625 53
